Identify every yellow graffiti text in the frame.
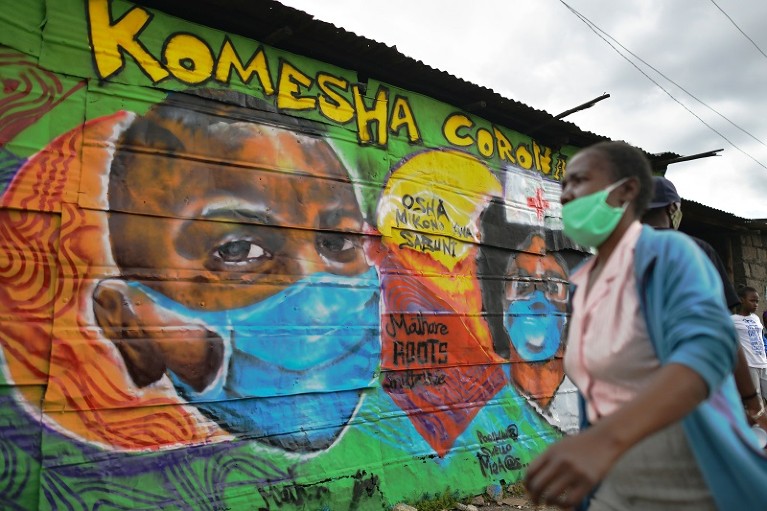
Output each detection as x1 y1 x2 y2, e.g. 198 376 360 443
215 37 274 94
399 230 457 257
88 0 419 146
442 113 558 176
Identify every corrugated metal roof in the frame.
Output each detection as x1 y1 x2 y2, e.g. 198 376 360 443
682 199 767 231
132 0 679 165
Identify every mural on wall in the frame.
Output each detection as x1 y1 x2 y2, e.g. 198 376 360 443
0 0 588 509
373 149 507 457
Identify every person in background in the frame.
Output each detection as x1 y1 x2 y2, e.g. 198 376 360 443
732 286 767 406
642 176 767 430
763 309 767 356
525 141 767 510
641 176 739 307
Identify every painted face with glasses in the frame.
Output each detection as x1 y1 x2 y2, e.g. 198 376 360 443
507 279 568 304
504 235 568 363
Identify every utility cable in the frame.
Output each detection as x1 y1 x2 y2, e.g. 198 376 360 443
709 0 767 61
558 0 767 170
573 5 766 149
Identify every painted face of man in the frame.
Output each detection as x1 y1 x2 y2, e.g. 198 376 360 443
107 111 370 306
94 96 380 452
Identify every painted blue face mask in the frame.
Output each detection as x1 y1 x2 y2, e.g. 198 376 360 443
504 289 565 362
128 268 380 452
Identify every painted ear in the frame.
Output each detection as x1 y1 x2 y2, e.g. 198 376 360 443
93 279 167 388
93 279 225 392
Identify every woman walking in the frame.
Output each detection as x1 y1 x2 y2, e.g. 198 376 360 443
524 141 767 510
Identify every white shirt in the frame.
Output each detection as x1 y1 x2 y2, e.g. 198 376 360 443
731 313 767 368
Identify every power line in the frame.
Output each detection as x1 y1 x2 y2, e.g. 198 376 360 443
558 0 767 170
569 4 766 149
709 0 767 61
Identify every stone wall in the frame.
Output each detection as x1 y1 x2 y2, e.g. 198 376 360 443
732 231 767 317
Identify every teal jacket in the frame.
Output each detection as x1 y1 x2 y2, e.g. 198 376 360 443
634 226 767 510
633 225 767 509
577 226 767 509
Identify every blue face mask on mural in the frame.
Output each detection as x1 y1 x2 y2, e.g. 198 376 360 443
504 289 564 362
128 268 380 452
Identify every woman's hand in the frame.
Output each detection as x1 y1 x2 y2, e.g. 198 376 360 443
526 363 709 509
524 426 622 509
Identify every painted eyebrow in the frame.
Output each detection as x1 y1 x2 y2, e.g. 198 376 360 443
319 207 362 230
200 200 274 225
542 269 567 280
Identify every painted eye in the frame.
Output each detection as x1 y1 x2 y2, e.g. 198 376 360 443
507 280 534 300
546 281 568 302
216 240 270 263
316 233 358 262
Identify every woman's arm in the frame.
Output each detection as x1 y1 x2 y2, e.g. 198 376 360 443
525 363 707 508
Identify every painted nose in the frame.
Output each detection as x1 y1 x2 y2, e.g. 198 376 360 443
280 229 332 277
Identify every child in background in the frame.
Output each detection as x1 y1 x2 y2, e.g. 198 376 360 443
733 286 767 406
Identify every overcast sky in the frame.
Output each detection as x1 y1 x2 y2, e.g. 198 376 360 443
277 0 767 219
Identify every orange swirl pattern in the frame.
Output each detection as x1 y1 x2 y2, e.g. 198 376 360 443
0 112 227 450
0 50 85 145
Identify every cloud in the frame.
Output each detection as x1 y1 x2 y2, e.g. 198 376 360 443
279 0 767 217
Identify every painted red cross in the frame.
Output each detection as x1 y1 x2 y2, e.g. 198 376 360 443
527 187 550 221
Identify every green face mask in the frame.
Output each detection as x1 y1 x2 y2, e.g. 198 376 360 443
562 178 628 248
670 206 683 230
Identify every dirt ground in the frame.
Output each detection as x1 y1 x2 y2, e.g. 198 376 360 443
466 495 561 510
462 497 560 511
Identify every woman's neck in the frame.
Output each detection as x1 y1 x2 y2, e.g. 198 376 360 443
594 215 636 267
584 216 637 297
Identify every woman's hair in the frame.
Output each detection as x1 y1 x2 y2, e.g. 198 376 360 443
586 141 653 215
737 284 758 298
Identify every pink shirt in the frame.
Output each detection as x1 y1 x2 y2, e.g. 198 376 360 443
564 221 660 423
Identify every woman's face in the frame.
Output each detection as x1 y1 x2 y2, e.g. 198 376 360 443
560 150 617 206
560 149 639 213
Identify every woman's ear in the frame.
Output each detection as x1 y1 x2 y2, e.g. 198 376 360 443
617 177 641 208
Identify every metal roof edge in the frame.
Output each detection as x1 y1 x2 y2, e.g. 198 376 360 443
131 0 679 162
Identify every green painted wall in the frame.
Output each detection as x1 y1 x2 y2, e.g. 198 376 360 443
0 1 586 509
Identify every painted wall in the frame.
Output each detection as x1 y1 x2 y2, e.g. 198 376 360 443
0 0 589 509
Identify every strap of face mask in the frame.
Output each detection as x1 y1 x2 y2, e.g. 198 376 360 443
605 177 630 210
604 177 629 193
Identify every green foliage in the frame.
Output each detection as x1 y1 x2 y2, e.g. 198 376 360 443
406 487 462 511
506 481 527 498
